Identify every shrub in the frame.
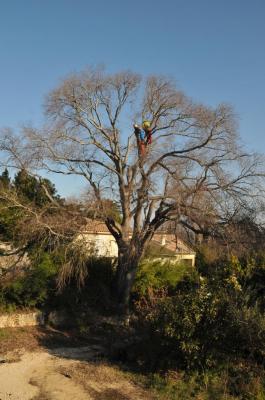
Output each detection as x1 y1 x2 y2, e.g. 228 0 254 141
1 251 58 309
134 271 265 369
133 259 197 299
127 259 265 399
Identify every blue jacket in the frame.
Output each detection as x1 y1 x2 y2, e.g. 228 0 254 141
139 130 145 141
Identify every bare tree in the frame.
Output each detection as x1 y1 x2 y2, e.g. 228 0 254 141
0 68 264 310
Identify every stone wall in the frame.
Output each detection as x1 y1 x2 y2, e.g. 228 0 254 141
0 310 73 329
0 311 45 328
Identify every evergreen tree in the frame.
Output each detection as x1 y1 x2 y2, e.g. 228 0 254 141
0 170 61 242
0 168 11 188
14 169 59 207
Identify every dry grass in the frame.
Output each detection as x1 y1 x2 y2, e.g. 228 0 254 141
0 325 86 354
57 362 155 400
0 327 41 355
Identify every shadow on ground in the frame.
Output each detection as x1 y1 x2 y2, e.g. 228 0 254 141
34 326 152 400
36 326 107 361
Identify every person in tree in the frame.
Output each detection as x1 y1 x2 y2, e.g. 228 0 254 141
134 124 146 156
134 120 153 156
142 120 153 145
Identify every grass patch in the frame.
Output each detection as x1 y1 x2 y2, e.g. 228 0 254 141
0 328 9 340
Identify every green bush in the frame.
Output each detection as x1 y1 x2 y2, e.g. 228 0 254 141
0 251 116 314
133 259 265 367
126 257 265 398
1 251 58 309
133 259 197 298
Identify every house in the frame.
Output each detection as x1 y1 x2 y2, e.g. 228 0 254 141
147 233 196 267
77 219 196 267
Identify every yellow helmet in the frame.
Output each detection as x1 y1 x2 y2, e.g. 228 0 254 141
142 120 151 130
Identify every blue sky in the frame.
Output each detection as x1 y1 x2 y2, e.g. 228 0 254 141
0 0 264 196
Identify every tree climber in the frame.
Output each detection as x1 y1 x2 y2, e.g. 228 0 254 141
134 124 146 156
134 120 153 157
142 120 153 145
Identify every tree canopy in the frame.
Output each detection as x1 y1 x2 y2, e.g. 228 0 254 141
0 68 264 309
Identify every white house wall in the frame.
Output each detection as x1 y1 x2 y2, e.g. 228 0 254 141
77 233 118 258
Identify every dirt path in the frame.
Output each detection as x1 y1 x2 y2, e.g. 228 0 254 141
0 346 154 400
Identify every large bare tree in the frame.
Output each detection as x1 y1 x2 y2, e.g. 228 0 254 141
0 68 264 309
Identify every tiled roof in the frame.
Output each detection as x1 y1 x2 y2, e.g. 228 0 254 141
83 219 110 233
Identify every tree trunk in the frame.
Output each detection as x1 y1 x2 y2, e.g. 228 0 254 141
114 244 142 313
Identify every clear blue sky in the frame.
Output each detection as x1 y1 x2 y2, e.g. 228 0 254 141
0 0 264 196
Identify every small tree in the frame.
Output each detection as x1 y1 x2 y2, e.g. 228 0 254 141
0 69 264 310
0 168 10 188
14 169 60 207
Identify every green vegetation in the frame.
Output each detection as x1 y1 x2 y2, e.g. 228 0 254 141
13 169 60 207
123 254 265 399
133 259 194 297
139 370 265 400
0 168 61 242
0 251 58 310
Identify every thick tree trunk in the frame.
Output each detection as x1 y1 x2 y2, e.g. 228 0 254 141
114 244 142 313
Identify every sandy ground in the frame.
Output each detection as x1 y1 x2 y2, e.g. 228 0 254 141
0 333 154 400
